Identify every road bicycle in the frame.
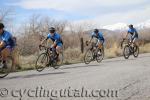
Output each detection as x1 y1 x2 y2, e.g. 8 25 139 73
35 45 63 72
121 38 139 59
84 40 104 64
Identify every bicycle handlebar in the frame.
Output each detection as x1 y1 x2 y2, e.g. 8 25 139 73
85 41 89 46
39 45 55 52
120 38 130 49
39 45 48 51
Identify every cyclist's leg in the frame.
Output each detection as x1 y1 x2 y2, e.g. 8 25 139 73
100 40 104 47
55 43 63 60
96 39 100 47
1 46 12 68
129 35 133 45
99 40 104 53
98 40 104 49
56 43 62 53
132 37 138 46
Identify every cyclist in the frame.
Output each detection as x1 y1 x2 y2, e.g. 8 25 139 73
40 27 63 60
125 24 138 45
0 23 16 68
87 29 105 48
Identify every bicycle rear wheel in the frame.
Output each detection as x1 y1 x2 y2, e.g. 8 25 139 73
53 52 64 69
123 45 130 59
0 56 13 78
35 53 49 72
84 48 93 64
133 45 139 58
96 48 104 63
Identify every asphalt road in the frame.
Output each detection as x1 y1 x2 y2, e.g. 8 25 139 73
0 53 150 100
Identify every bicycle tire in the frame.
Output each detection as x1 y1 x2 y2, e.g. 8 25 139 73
84 48 93 64
123 45 130 59
133 45 139 58
35 53 49 72
53 52 64 69
96 48 104 63
0 56 13 78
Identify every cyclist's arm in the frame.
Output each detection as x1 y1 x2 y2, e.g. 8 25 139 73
88 37 92 43
51 41 57 48
0 33 11 48
133 29 138 37
0 41 5 48
40 37 48 45
88 35 94 43
125 32 129 39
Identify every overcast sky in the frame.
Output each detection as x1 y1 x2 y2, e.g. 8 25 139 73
1 0 150 27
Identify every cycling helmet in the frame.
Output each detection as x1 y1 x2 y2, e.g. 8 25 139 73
0 23 4 29
129 24 133 28
94 29 99 33
49 27 55 33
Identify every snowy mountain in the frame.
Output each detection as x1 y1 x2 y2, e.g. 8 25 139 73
103 23 128 31
102 20 150 31
136 20 150 29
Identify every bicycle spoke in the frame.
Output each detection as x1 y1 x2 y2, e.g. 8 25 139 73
84 49 93 64
96 49 104 63
35 53 48 72
133 46 139 58
123 45 130 59
0 57 12 78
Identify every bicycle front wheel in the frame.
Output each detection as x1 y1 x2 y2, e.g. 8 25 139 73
0 56 13 78
123 45 130 59
84 49 93 64
35 53 49 72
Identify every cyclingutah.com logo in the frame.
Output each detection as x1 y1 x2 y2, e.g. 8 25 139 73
0 86 119 100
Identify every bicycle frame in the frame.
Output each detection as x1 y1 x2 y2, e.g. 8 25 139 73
121 38 139 59
84 38 104 64
40 45 56 57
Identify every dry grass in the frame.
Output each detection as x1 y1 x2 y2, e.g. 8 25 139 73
105 42 122 58
63 47 83 64
19 55 37 69
105 42 150 58
139 43 150 53
13 26 150 71
13 42 150 71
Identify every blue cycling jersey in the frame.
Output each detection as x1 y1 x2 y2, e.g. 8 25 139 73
0 30 15 47
128 28 138 38
47 32 63 45
91 32 105 42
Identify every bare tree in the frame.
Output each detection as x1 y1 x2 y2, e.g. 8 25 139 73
55 20 68 34
0 7 15 24
17 14 68 55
